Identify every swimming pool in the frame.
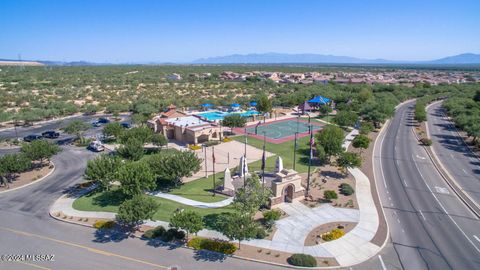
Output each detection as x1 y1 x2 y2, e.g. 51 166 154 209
196 110 260 121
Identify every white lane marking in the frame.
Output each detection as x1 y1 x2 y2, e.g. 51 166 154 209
450 154 455 159
419 210 426 220
378 255 387 270
462 169 469 175
397 218 401 223
474 235 480 243
416 154 426 160
378 128 388 189
403 178 408 187
388 197 392 201
435 186 449 194
411 154 480 254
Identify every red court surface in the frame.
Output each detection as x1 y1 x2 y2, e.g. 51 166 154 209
233 118 324 144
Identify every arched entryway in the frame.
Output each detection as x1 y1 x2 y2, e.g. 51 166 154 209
283 184 294 203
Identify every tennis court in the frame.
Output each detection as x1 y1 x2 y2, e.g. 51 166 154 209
236 118 324 144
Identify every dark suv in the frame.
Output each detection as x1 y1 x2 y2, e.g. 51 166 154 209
42 130 60 139
98 117 110 124
23 134 43 142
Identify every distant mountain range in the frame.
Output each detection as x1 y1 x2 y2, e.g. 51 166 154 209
1 53 480 66
193 53 480 65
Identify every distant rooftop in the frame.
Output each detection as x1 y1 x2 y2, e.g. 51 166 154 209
165 116 209 127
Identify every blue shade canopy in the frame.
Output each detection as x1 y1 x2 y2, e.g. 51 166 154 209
249 101 257 106
308 95 331 104
201 103 213 107
231 103 241 107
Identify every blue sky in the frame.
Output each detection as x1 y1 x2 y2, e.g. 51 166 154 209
1 0 479 63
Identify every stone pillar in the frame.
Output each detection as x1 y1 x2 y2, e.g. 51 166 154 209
275 156 283 173
238 155 249 177
223 168 234 191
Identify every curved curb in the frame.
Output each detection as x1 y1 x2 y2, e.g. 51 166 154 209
0 161 55 194
371 118 392 251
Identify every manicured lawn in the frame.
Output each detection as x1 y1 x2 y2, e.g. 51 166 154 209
233 135 313 173
72 189 234 222
168 174 227 203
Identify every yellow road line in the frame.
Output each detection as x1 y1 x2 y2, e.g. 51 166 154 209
0 226 169 269
17 261 52 270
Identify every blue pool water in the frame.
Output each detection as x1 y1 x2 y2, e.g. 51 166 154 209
196 110 260 121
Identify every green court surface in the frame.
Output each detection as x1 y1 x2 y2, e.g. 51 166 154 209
246 119 322 139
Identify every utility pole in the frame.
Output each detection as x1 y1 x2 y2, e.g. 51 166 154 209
204 145 207 177
212 146 216 197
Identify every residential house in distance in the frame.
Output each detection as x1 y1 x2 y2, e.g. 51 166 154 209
166 73 182 81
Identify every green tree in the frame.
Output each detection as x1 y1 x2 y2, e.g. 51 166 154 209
62 120 90 141
116 195 158 229
414 101 427 123
256 94 272 114
315 144 327 165
334 111 358 128
83 104 99 115
131 113 148 126
474 90 480 102
318 105 332 116
144 151 201 187
352 134 370 153
117 161 156 197
358 87 373 103
117 138 144 161
0 153 31 185
337 152 362 174
220 212 257 249
315 125 344 160
103 122 124 139
233 174 271 215
169 210 204 239
84 155 122 191
151 133 168 150
221 114 247 134
119 127 153 144
21 139 61 165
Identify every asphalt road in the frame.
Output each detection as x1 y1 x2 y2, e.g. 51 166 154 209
374 101 480 269
0 114 130 142
426 101 480 206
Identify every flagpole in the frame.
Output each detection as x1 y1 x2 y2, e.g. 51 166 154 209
204 145 207 177
262 131 266 188
212 145 216 197
293 131 298 170
306 125 313 196
244 128 247 187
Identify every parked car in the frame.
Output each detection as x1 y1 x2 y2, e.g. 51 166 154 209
23 134 43 142
120 122 132 129
87 140 105 152
41 130 60 139
98 117 110 124
91 121 101 127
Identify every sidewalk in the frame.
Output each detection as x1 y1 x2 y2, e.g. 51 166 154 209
148 191 234 208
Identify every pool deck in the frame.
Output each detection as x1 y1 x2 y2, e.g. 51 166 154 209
233 117 324 144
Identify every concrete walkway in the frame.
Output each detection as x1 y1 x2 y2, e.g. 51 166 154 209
148 191 233 208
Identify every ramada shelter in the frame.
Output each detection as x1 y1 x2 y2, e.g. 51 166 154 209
148 105 223 144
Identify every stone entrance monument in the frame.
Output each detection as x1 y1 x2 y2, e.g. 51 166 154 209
270 168 305 206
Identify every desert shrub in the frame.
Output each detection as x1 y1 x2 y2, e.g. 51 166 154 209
254 227 267 239
188 144 202 150
339 183 355 196
287 253 317 267
420 138 432 146
222 137 232 142
321 228 345 241
263 209 282 222
359 122 374 135
93 220 116 230
324 190 338 201
143 226 185 241
143 226 166 239
187 237 237 254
